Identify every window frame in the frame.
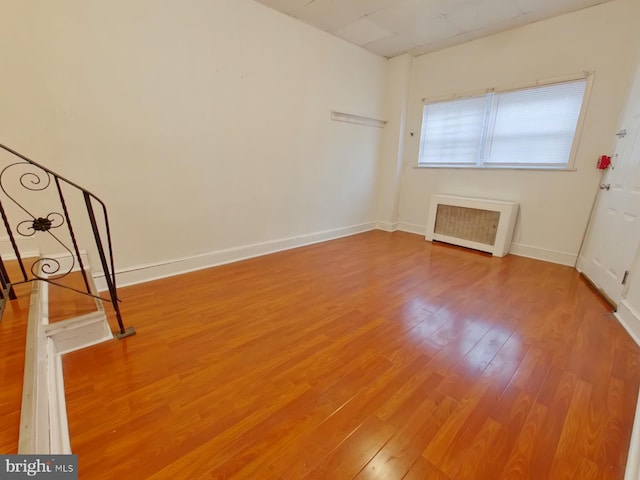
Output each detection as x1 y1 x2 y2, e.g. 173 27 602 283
415 73 593 171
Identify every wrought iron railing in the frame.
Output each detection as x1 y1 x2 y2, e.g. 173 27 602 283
0 143 134 339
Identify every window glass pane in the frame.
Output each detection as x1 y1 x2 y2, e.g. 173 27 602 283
419 95 488 165
485 80 586 166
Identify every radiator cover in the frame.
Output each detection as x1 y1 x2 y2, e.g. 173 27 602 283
426 195 519 257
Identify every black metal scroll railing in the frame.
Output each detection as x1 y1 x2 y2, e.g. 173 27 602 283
0 143 135 339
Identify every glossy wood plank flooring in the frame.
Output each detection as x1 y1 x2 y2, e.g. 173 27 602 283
62 231 640 479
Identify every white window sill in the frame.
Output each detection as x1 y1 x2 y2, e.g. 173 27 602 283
413 165 577 172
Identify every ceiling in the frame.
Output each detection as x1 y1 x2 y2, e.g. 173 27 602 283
254 0 613 58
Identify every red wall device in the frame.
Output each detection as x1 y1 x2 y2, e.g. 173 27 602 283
597 155 611 169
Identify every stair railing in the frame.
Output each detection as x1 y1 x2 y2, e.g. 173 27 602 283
0 143 134 339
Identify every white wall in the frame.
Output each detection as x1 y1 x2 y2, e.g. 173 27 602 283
3 0 638 286
375 54 412 230
393 0 640 265
0 0 386 283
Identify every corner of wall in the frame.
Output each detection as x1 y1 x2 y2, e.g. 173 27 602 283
375 54 413 226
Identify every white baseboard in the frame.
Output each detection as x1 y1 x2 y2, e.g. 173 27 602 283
19 281 47 454
94 222 377 291
0 235 39 261
616 300 640 347
388 223 577 266
19 280 72 455
375 221 399 232
47 340 71 454
19 260 113 455
508 243 577 267
45 313 114 355
91 221 582 292
396 222 427 235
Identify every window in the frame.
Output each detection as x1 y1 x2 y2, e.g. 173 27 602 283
418 78 588 169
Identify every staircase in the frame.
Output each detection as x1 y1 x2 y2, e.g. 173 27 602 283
0 144 135 455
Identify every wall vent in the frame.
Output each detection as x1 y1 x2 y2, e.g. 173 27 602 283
426 195 519 257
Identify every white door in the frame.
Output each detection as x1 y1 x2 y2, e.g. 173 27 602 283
581 104 640 306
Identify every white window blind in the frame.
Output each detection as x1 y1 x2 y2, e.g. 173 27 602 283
418 78 588 169
419 96 488 166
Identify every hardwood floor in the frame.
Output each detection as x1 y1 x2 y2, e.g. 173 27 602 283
61 231 640 479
